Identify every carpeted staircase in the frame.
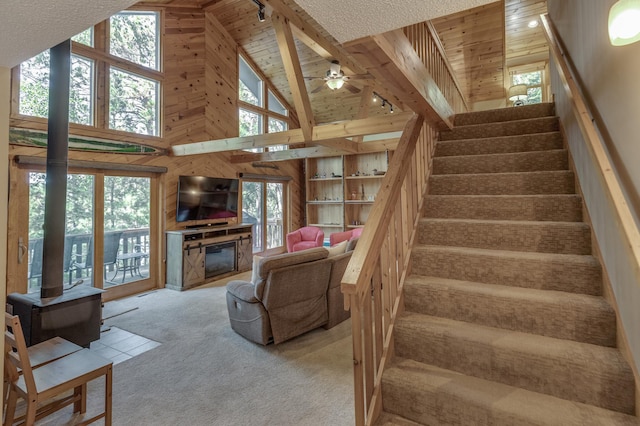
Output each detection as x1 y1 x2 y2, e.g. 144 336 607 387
377 103 639 425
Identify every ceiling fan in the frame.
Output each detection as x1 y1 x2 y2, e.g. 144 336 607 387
305 60 372 94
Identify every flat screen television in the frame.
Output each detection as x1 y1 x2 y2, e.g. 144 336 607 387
176 175 239 223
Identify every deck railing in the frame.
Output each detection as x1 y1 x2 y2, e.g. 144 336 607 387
28 228 150 289
341 23 468 425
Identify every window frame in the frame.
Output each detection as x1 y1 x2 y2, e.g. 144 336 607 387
10 10 164 141
237 52 293 152
509 62 547 105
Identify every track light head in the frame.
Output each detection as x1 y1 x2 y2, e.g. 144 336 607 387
257 5 266 22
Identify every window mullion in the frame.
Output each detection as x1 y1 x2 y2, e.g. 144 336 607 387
94 19 108 130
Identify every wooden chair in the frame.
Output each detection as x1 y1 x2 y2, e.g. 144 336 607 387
3 313 113 426
3 336 82 414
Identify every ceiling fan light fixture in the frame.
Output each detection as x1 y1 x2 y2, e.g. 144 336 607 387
326 78 344 90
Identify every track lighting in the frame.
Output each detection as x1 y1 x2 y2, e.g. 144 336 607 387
251 0 266 22
372 92 394 114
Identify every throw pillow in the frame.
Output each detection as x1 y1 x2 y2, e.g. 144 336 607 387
346 236 359 252
251 255 264 284
327 240 348 257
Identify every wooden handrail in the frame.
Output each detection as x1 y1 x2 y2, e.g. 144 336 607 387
540 14 640 280
341 114 433 425
341 24 470 425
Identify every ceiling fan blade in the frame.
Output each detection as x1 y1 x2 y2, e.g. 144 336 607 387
303 76 325 80
345 74 375 80
311 83 326 94
343 82 361 94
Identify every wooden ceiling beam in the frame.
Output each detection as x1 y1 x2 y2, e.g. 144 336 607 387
230 146 350 163
313 111 413 140
311 137 359 153
345 30 453 130
272 12 315 141
262 0 366 76
172 128 305 156
172 112 412 156
358 138 399 153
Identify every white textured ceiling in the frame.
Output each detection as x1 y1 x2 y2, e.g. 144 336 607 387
295 0 497 43
0 0 138 68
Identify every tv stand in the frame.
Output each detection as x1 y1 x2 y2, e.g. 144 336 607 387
165 223 253 291
185 221 228 229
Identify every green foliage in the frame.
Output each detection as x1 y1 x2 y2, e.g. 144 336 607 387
109 68 158 136
28 173 151 239
72 28 93 47
18 11 160 137
110 12 159 70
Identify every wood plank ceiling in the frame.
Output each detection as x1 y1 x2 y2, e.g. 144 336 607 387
139 0 549 122
431 0 549 106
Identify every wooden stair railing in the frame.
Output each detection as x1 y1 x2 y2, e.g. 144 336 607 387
340 113 434 426
403 21 469 114
340 23 469 426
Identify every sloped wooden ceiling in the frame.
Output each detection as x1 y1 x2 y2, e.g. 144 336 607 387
505 0 549 68
431 1 506 105
138 0 402 125
141 0 548 121
431 0 549 106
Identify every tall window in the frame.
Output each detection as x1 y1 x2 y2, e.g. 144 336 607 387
238 54 290 151
15 10 161 137
512 70 543 104
19 51 95 125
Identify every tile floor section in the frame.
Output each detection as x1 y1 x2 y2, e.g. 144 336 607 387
90 326 161 365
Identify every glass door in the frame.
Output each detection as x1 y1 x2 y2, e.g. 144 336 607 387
103 176 151 287
28 172 95 292
242 181 264 253
26 171 154 299
241 179 286 254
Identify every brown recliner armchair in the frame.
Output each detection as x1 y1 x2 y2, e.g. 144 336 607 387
226 247 332 345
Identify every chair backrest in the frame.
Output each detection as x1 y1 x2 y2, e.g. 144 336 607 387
299 226 322 242
28 238 43 279
4 313 36 395
103 231 123 264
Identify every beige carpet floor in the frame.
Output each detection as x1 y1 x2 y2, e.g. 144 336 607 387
39 273 355 425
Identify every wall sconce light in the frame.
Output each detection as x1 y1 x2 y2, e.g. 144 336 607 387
508 84 528 106
609 0 640 46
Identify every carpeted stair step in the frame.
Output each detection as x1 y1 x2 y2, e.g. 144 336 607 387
439 116 559 141
435 132 563 157
403 276 615 346
453 103 555 126
411 245 602 295
423 194 583 222
375 412 423 426
432 149 568 175
418 218 591 254
394 314 635 414
381 358 640 425
429 170 575 195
